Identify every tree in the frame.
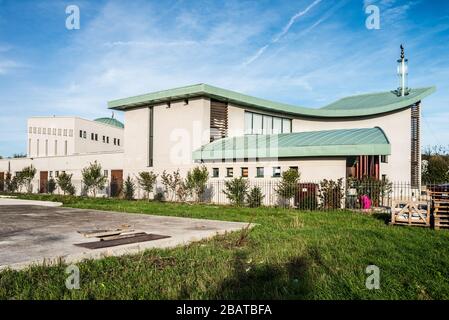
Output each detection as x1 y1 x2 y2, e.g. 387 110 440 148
185 166 209 202
422 155 449 183
20 165 36 193
123 176 135 200
247 186 264 208
137 171 158 201
223 177 249 206
319 178 345 210
57 172 76 195
275 168 300 206
47 178 57 194
5 172 19 193
81 161 107 197
161 170 182 201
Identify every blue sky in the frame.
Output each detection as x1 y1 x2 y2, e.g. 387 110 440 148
0 0 448 156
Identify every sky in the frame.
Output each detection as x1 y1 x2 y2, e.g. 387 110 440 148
0 0 448 157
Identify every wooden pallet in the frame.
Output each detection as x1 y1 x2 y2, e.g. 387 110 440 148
390 200 430 227
429 189 449 230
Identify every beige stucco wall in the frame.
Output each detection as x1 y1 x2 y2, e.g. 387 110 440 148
27 117 124 158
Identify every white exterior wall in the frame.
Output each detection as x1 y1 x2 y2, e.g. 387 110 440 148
27 117 124 158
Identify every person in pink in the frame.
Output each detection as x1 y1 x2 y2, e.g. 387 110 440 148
360 194 372 209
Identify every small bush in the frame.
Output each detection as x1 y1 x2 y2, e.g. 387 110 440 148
137 171 158 201
223 177 249 206
47 178 57 194
319 178 344 210
123 176 135 200
247 186 265 208
81 161 107 197
185 166 209 202
57 172 76 196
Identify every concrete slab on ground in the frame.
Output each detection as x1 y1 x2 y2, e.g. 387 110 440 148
0 205 249 270
0 198 62 207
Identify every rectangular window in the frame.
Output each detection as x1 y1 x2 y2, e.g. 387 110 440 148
241 167 248 178
49 171 53 177
91 133 94 140
256 167 264 178
381 155 388 163
102 135 105 143
43 128 46 134
69 129 73 137
106 136 109 144
54 140 58 155
52 128 56 135
58 129 62 136
83 131 86 139
244 112 253 134
29 127 32 133
252 113 263 135
95 134 98 141
226 167 234 177
79 130 83 138
63 129 67 136
263 116 273 134
117 139 120 146
38 128 41 134
28 138 31 155
289 166 298 172
272 117 282 134
212 168 219 178
55 171 59 177
104 170 108 177
273 166 281 177
282 118 291 133
45 140 48 156
33 127 36 134
36 139 39 156
113 138 117 145
64 141 68 156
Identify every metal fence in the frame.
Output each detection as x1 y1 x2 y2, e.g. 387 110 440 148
1 177 445 212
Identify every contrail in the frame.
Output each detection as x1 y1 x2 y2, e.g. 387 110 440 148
243 0 322 66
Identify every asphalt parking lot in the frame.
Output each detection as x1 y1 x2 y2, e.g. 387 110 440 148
0 203 248 270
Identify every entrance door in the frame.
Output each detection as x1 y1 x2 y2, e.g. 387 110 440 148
0 172 4 192
110 170 123 197
40 171 48 193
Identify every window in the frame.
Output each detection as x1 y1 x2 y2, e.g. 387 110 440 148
43 128 46 134
29 127 32 133
28 138 31 155
91 133 94 140
69 129 73 137
106 136 109 144
104 170 108 177
241 167 248 178
244 111 291 135
272 166 281 177
79 130 83 138
33 127 36 134
256 167 264 178
53 128 56 135
55 171 59 177
45 140 48 156
212 168 219 178
58 129 62 136
49 171 53 177
49 128 52 135
289 166 298 172
95 134 98 141
83 131 86 139
117 139 120 146
63 129 67 136
36 139 39 156
64 141 67 156
113 138 117 145
381 155 388 163
102 135 105 143
54 140 58 155
38 128 41 134
226 168 234 177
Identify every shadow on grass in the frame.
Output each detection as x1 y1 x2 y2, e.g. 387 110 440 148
196 250 319 299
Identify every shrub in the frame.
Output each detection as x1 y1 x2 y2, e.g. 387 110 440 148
223 177 249 206
123 176 135 200
57 172 76 195
81 161 107 197
5 172 19 193
275 168 300 206
161 170 182 201
47 178 57 194
185 166 209 202
247 186 264 208
137 171 158 201
20 165 36 193
422 155 449 183
319 178 344 209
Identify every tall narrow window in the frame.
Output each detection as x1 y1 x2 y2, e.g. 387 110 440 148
36 139 39 156
244 112 253 134
282 118 291 133
263 116 273 134
45 140 48 156
54 140 58 156
64 141 68 156
148 107 154 167
252 113 263 134
28 139 31 155
273 118 282 134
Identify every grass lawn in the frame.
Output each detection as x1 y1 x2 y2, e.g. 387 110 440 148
1 194 449 300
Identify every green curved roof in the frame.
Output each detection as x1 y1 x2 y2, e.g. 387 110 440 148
193 127 391 160
94 117 124 129
108 83 435 118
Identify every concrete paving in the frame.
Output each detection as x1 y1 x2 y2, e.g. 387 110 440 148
0 198 62 207
0 205 249 270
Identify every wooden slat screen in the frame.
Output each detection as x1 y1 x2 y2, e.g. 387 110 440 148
210 99 228 142
411 102 420 188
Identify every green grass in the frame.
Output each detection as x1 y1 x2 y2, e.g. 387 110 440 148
1 193 449 299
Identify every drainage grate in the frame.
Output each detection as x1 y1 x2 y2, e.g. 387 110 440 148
74 232 170 249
